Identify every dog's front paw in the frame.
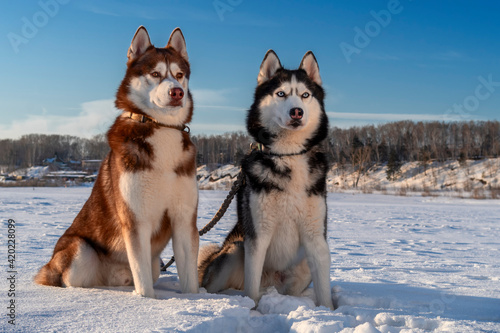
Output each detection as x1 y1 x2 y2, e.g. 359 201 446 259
133 288 156 299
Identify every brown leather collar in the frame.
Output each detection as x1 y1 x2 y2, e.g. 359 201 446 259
123 112 190 133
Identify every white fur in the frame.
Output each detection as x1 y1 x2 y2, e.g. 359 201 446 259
63 241 100 287
119 128 199 297
169 63 181 78
153 62 167 77
106 264 134 286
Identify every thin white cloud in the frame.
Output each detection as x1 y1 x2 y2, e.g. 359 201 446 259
191 88 233 106
76 1 215 22
0 87 248 139
328 111 441 121
0 99 118 139
7 96 471 139
327 111 483 123
190 123 245 134
196 105 247 111
191 88 247 112
363 53 400 61
0 92 249 139
432 51 470 61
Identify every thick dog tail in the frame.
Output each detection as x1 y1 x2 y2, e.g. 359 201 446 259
198 243 221 285
198 239 245 293
34 262 62 287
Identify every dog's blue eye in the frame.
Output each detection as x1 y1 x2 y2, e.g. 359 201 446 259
276 91 285 97
302 92 310 98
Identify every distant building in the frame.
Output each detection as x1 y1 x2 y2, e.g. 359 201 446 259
68 160 82 170
43 154 66 168
81 160 102 173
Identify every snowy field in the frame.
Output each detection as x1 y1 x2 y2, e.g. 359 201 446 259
1 187 499 332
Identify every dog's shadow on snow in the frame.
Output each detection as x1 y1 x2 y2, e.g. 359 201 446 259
333 281 500 323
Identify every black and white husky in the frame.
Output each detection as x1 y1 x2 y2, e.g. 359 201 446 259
198 50 333 309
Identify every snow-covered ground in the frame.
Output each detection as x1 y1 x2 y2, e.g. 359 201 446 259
1 187 499 332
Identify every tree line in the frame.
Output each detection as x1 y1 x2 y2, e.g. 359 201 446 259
0 134 109 172
329 120 500 165
1 120 498 173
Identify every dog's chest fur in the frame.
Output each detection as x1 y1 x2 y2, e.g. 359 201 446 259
243 152 327 271
117 126 197 254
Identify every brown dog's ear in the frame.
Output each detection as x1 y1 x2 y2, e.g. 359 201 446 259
167 28 188 61
127 26 152 63
257 50 282 85
299 51 322 85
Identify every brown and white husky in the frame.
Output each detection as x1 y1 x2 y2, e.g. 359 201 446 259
35 26 199 298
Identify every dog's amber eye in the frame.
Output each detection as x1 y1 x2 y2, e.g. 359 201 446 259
276 91 285 97
176 72 184 80
302 92 310 98
151 72 160 78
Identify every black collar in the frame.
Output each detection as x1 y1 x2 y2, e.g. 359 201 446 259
251 143 309 157
123 112 190 133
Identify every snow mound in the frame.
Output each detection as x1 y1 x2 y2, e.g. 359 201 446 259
198 164 241 190
257 287 316 314
329 158 500 197
9 165 50 178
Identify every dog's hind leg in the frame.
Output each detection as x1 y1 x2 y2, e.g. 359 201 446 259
280 258 312 296
106 263 133 286
62 239 102 287
35 236 101 287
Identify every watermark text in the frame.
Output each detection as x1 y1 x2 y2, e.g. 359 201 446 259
7 0 70 54
6 219 17 326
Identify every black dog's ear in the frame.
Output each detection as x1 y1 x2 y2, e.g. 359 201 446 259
167 28 188 61
127 26 152 63
258 50 282 85
300 51 322 85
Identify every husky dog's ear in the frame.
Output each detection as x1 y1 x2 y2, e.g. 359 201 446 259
127 26 152 62
167 28 188 61
258 50 282 85
300 51 322 85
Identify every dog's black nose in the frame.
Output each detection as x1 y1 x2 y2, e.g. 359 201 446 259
169 87 184 100
290 108 304 120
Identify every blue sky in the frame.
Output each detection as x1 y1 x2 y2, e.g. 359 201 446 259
0 0 499 139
